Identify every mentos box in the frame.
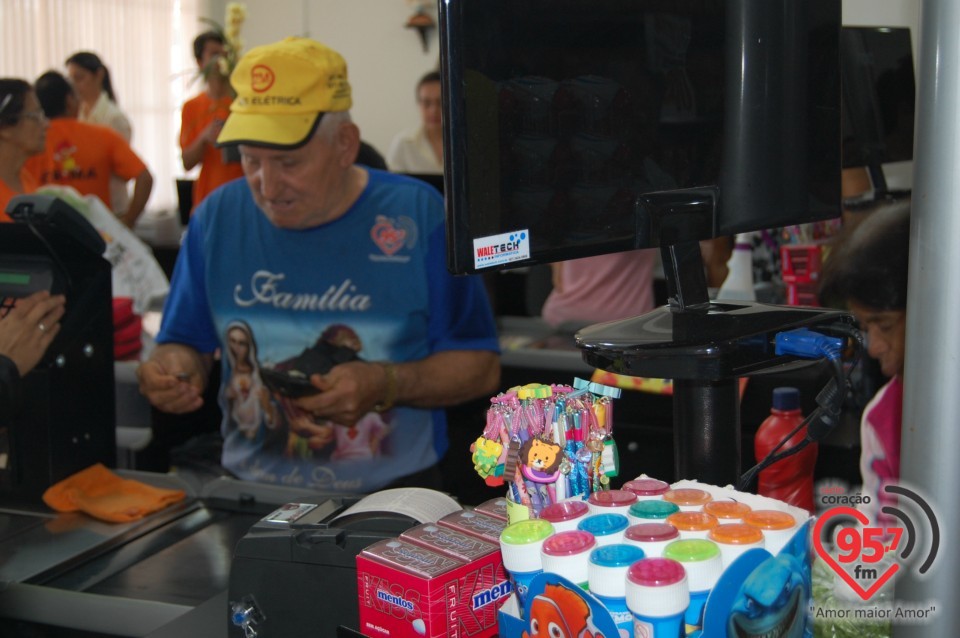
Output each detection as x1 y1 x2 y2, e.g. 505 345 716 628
437 510 507 544
472 497 510 521
402 523 501 562
357 536 507 638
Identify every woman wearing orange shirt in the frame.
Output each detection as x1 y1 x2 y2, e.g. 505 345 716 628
0 79 48 221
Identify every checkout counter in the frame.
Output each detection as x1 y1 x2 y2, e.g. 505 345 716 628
0 475 440 637
0 332 863 638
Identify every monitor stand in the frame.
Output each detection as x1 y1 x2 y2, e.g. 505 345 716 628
575 240 852 486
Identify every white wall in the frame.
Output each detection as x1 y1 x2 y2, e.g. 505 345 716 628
843 0 920 35
205 0 440 159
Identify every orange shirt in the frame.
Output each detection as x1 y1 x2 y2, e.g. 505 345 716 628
180 93 244 211
0 169 38 222
23 119 146 207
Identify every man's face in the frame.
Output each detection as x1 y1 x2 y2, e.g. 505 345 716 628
240 126 346 229
198 40 225 70
848 300 907 378
417 80 442 132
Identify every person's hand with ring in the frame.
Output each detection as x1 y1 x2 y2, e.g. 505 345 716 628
0 291 66 376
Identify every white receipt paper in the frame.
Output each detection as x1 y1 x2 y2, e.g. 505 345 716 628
331 488 462 524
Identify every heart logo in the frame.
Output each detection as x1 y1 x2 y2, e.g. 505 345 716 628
812 506 900 600
370 217 407 256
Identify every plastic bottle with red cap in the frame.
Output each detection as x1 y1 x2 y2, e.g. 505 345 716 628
754 387 818 512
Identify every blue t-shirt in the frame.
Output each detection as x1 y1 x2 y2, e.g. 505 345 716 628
157 169 498 492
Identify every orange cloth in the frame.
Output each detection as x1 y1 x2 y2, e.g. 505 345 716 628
42 463 186 523
0 169 38 222
24 119 146 207
180 93 245 211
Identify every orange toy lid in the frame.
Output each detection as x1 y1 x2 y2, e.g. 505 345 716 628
744 509 797 531
662 488 713 507
703 501 751 520
666 511 719 531
708 523 765 545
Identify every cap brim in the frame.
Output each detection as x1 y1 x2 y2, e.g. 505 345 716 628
217 112 324 150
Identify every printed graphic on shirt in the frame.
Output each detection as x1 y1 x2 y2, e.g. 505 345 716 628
48 141 95 181
233 274 373 313
370 214 418 262
222 320 391 467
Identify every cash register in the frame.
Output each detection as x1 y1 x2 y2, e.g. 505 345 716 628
0 194 115 502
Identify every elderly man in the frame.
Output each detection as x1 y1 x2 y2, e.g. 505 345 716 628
138 37 500 493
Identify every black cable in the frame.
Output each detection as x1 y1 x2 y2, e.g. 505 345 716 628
736 321 865 492
26 222 73 290
736 408 818 491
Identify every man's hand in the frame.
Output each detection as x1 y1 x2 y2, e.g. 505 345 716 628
137 343 212 414
294 360 384 427
291 350 500 427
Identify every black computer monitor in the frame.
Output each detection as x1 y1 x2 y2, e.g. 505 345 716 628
439 0 841 274
840 26 916 196
439 0 850 486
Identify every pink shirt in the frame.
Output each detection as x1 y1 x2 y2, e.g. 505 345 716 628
860 375 903 525
541 249 657 327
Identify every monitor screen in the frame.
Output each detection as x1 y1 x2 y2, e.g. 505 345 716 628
440 0 841 274
840 26 916 170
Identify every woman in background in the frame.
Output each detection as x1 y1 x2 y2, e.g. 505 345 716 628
541 249 658 329
387 71 443 174
65 51 133 214
65 51 131 139
0 79 48 219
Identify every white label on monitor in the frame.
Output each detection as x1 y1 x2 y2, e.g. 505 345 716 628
472 230 531 269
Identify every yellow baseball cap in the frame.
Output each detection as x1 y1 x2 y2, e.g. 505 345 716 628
217 37 352 149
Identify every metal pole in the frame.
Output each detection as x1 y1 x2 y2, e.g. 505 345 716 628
894 0 960 634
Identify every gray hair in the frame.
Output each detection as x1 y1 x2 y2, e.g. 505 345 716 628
317 110 352 142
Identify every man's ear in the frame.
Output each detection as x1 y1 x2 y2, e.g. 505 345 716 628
336 121 361 168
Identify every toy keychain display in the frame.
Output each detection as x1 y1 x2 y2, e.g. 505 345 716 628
472 378 621 517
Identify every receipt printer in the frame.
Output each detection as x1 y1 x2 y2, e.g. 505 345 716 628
227 496 418 637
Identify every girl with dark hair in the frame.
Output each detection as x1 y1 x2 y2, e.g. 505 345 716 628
819 201 911 525
0 79 48 219
65 52 133 213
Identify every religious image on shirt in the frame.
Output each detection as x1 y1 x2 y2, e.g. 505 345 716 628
223 321 391 462
223 321 276 442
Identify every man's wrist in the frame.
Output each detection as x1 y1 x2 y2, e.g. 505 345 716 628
373 362 397 413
